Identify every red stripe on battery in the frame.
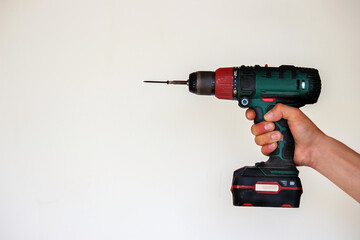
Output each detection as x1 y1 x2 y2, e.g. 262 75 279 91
231 182 302 194
230 185 254 192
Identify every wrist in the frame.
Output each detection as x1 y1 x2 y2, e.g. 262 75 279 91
307 132 329 170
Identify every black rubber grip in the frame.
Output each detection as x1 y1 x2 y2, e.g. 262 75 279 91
253 107 263 124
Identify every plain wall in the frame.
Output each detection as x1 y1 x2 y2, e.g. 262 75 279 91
0 0 359 239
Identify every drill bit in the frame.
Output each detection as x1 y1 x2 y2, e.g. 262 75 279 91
144 80 188 85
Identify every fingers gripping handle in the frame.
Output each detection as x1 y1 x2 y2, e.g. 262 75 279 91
252 106 295 164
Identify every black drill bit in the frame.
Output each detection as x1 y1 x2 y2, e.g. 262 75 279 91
144 80 188 85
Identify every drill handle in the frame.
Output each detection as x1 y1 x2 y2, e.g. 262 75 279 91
252 104 295 166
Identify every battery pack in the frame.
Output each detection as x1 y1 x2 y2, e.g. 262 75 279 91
231 166 303 208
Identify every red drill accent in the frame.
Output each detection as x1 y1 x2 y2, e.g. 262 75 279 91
261 98 276 103
215 67 233 100
242 203 253 206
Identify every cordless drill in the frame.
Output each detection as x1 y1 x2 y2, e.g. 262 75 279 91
145 65 321 208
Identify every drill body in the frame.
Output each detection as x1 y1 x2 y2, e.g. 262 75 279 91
147 65 321 207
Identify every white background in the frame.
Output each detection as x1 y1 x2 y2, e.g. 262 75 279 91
1 0 359 239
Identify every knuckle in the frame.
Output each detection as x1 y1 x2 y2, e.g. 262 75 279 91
261 147 270 156
255 134 267 146
250 124 257 135
274 103 283 111
251 123 262 135
254 136 262 146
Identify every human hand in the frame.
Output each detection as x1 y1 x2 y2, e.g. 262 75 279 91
245 103 325 167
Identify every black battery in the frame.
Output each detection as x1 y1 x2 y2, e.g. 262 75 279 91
231 165 303 207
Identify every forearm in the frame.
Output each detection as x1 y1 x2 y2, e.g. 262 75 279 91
311 135 360 202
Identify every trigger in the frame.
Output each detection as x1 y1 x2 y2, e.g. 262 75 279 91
253 107 263 124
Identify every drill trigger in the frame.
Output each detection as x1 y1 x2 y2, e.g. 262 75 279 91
252 107 263 124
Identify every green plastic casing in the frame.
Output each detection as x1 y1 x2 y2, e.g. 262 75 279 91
235 65 321 176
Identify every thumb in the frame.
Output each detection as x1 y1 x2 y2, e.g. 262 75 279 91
264 103 303 122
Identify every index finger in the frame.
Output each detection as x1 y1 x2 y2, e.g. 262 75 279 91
246 108 256 121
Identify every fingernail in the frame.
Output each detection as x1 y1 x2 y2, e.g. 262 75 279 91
265 111 273 120
264 123 272 131
270 143 277 149
271 133 280 140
